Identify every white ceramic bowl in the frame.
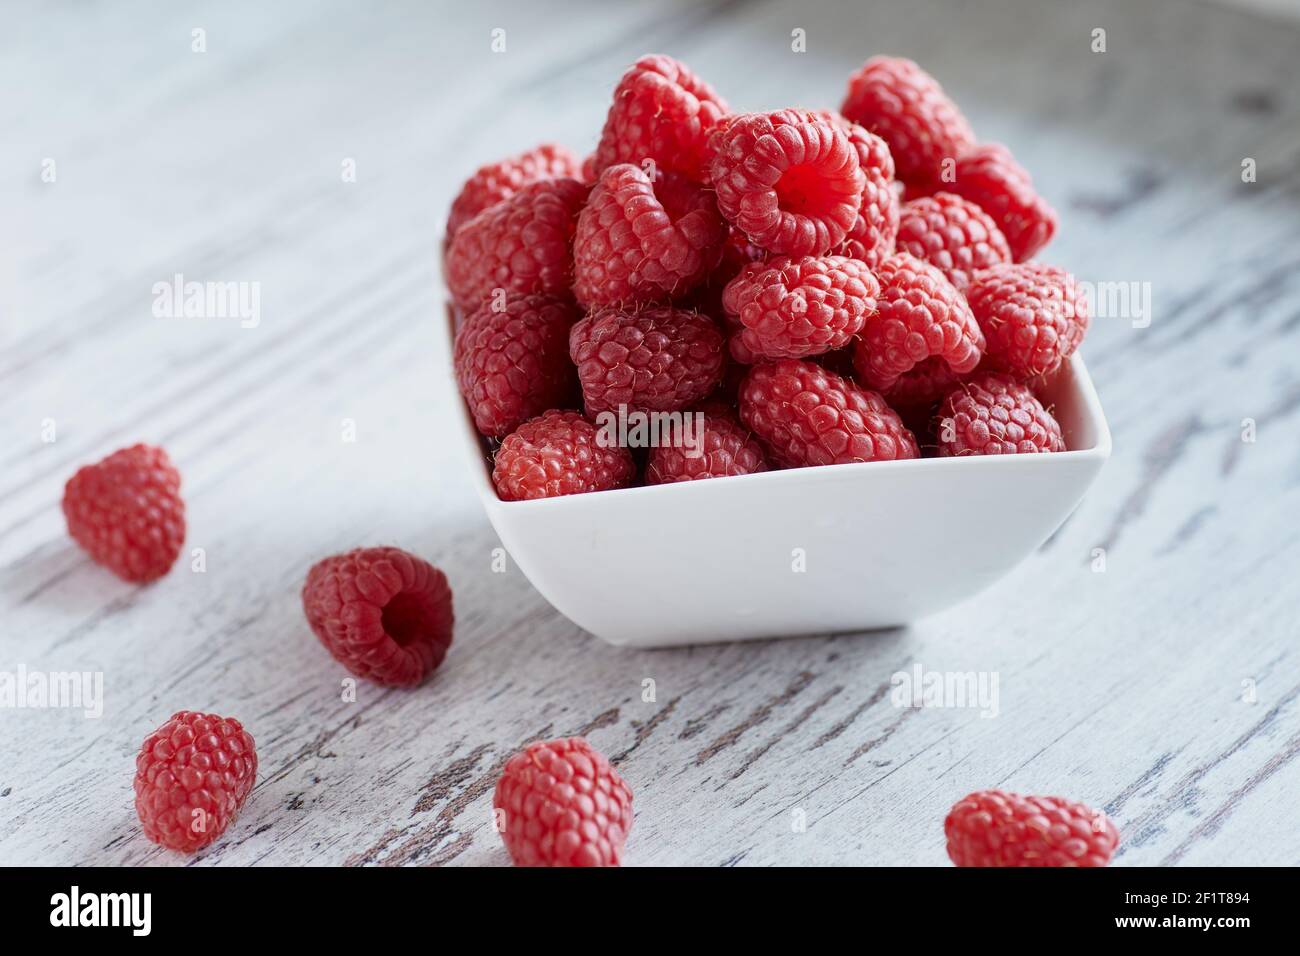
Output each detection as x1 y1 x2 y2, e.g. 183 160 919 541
450 314 1111 648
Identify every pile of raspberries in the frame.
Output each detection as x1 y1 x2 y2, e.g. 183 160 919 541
447 54 1087 500
59 53 1114 867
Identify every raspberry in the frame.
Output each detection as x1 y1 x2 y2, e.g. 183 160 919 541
645 408 769 483
967 262 1089 378
722 255 879 361
573 163 726 309
569 307 725 416
840 56 976 184
945 789 1119 867
445 178 587 313
930 143 1057 262
446 143 581 243
492 409 637 501
852 253 983 393
710 110 864 256
590 55 729 183
896 192 1011 291
739 359 919 468
134 711 257 853
878 355 964 408
302 547 454 687
936 373 1066 456
493 737 634 867
62 443 185 583
454 293 578 438
818 110 900 270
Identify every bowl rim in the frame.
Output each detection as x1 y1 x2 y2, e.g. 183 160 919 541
446 308 1112 511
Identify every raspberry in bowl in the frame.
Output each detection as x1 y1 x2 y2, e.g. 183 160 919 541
442 54 1110 648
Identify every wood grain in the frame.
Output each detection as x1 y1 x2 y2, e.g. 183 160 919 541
2 0 1298 866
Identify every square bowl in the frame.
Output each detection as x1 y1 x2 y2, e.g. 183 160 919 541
450 312 1111 648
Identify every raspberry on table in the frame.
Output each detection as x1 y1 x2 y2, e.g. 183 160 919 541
840 56 976 185
817 110 900 270
967 262 1089 379
722 255 879 361
62 443 185 584
445 177 587 313
302 547 455 687
569 306 725 417
492 409 637 501
454 293 579 438
937 373 1066 456
852 252 983 394
645 407 769 483
134 711 257 853
590 54 730 184
945 789 1119 867
445 143 581 243
573 163 726 309
896 192 1012 291
739 359 919 468
493 737 634 867
710 109 865 256
928 143 1057 263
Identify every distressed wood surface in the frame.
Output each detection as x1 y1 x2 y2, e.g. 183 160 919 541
2 0 1299 866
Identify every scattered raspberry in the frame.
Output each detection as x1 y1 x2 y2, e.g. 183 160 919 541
645 408 769 483
927 143 1057 262
967 262 1089 378
896 192 1011 291
569 307 725 416
710 110 864 256
852 253 983 393
590 55 729 183
493 737 634 867
722 255 879 360
62 443 185 584
945 789 1119 867
739 359 919 467
840 56 976 184
302 547 455 687
446 143 581 243
134 711 257 853
445 177 587 313
573 163 726 308
454 293 578 438
818 110 900 270
937 373 1066 456
493 410 637 501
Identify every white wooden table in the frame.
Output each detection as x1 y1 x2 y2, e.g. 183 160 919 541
3 0 1299 866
